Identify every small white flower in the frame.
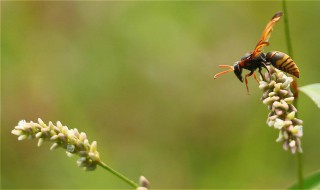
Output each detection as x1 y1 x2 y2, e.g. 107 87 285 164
267 120 275 127
274 119 284 129
292 125 303 137
18 120 26 127
289 140 296 148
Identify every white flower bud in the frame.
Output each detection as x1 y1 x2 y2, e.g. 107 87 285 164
37 138 44 147
84 139 90 149
268 80 276 88
273 83 281 92
38 118 46 127
276 132 283 142
50 135 59 140
41 127 50 132
80 132 87 142
286 111 296 120
267 120 275 127
292 125 303 137
11 129 23 136
61 126 69 134
66 151 74 157
50 142 59 150
280 100 289 110
139 176 150 189
284 97 294 104
18 135 28 141
279 89 288 96
263 97 271 105
73 128 80 138
136 188 149 190
268 92 277 97
272 101 282 108
35 132 43 138
283 141 289 150
90 141 97 152
259 82 268 90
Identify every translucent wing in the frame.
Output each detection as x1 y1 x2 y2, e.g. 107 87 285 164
252 12 283 58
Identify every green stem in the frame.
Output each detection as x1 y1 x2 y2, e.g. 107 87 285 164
282 0 303 189
282 0 294 58
98 161 139 189
296 152 304 190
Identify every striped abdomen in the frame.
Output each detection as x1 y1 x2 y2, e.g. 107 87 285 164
266 51 300 78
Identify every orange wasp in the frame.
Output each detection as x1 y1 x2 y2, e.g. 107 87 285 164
214 12 300 94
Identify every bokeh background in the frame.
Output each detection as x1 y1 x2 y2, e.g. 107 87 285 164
2 1 320 189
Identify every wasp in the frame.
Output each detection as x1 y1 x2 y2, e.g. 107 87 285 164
214 12 300 94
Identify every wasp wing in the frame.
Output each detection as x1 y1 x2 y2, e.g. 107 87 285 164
252 12 283 58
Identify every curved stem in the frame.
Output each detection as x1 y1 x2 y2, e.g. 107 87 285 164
282 0 303 189
97 161 139 189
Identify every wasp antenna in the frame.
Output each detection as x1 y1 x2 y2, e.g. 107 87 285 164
218 65 234 69
273 12 283 18
214 65 234 79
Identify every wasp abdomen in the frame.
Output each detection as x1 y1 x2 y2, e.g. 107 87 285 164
266 51 300 78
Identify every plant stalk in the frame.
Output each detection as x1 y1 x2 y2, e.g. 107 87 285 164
98 161 139 189
282 0 303 189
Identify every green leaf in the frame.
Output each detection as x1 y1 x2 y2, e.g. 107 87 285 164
288 170 320 189
299 83 320 109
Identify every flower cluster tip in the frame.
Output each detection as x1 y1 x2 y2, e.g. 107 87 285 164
12 118 101 171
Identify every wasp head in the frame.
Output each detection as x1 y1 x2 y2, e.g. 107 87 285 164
233 62 243 82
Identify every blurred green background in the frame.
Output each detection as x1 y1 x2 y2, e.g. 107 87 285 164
2 1 320 189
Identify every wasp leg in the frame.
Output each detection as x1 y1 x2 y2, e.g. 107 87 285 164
253 73 260 84
244 71 254 95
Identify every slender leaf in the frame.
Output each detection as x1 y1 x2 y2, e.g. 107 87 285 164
288 170 320 189
299 83 320 109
